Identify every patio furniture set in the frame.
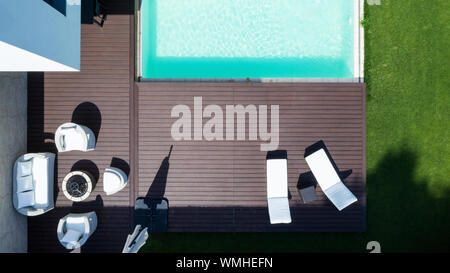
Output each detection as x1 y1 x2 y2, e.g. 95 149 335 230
13 113 356 248
266 147 358 224
12 122 129 250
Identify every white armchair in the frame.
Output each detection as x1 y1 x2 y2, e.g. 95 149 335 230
13 153 55 216
103 167 128 195
55 122 96 152
57 211 98 250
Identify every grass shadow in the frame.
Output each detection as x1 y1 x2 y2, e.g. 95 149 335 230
365 147 450 252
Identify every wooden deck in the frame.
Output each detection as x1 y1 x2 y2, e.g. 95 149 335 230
137 82 366 232
26 0 366 253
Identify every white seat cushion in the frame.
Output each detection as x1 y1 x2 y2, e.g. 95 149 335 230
266 158 291 224
103 171 123 193
31 157 49 208
103 168 127 195
17 175 34 193
61 229 82 245
63 130 86 151
268 197 292 224
17 160 33 178
17 190 35 209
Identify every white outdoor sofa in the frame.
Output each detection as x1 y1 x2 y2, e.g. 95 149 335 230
266 158 292 224
57 211 98 250
305 148 358 211
13 153 55 216
103 167 128 195
55 122 96 152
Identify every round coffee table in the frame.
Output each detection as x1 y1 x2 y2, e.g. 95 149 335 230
62 171 94 202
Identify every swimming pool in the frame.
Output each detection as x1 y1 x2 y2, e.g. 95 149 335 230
139 0 359 79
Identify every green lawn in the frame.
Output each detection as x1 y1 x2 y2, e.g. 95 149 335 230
142 0 450 253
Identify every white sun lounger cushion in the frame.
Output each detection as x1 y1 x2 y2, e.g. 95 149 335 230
266 159 292 224
305 149 357 211
267 197 291 224
323 182 358 211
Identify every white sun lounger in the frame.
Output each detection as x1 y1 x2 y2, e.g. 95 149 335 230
305 149 357 211
266 158 292 224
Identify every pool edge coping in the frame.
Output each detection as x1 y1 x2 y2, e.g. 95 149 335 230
354 0 365 83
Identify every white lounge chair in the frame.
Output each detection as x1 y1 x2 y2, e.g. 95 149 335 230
57 212 98 250
103 167 128 195
266 158 292 224
55 122 96 152
305 148 357 211
12 153 55 216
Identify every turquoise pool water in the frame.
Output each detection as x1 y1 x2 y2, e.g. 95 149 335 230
141 0 355 78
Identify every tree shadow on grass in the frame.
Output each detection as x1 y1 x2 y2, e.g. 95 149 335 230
365 147 450 252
